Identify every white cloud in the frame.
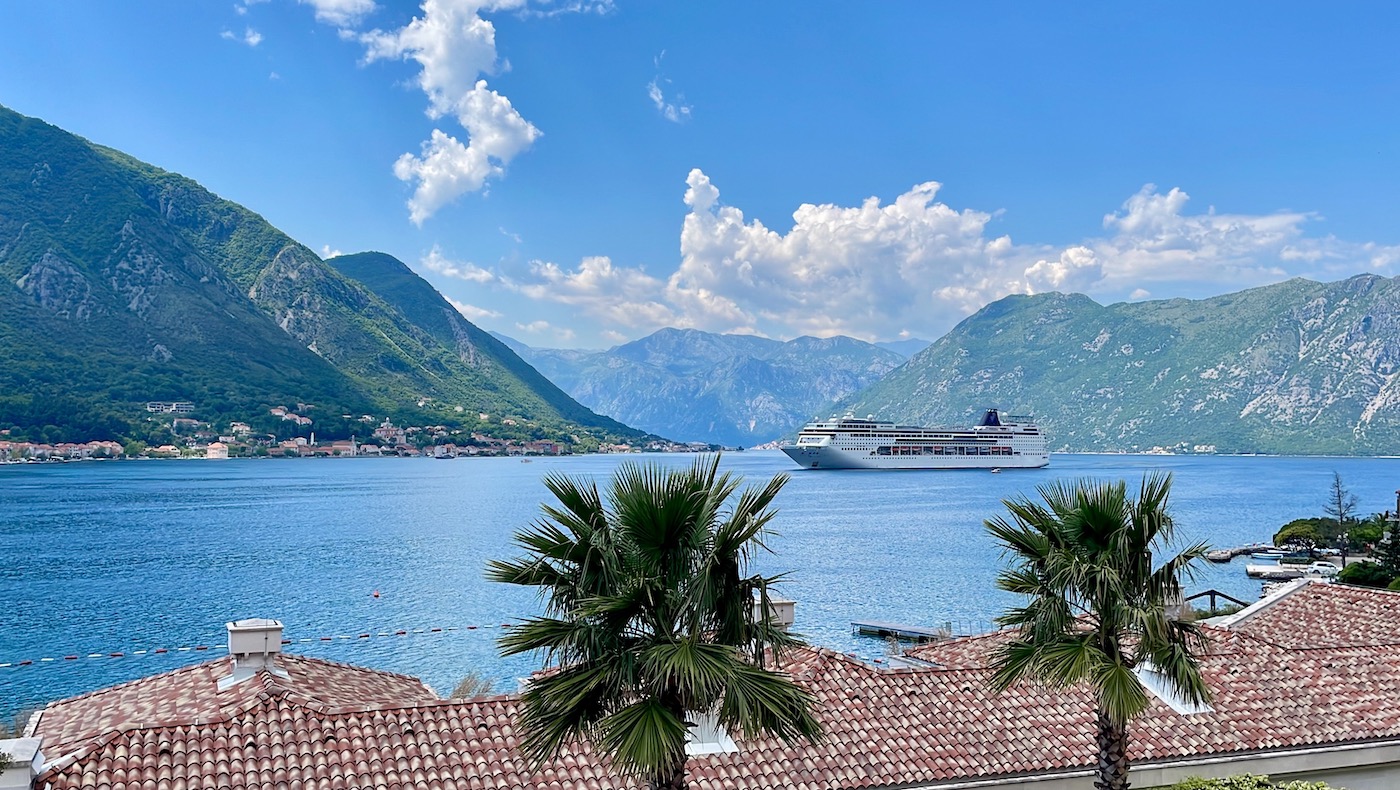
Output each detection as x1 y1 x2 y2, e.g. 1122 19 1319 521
504 170 1400 342
647 52 691 123
600 329 627 344
421 245 496 283
269 71 281 80
517 0 614 18
300 0 377 27
319 245 345 259
221 27 263 46
447 297 502 321
647 78 691 123
510 255 677 329
512 320 575 342
358 0 541 223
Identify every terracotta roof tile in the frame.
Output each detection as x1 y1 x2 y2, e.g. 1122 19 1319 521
34 583 1400 789
35 653 436 761
1224 579 1400 648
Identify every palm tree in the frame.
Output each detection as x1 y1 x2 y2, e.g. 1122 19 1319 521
984 473 1211 790
486 455 822 790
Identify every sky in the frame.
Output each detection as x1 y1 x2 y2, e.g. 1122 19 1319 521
4 2 1400 348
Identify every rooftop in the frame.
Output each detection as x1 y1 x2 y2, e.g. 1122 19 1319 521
28 581 1400 789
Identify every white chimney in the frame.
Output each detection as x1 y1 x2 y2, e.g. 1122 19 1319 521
753 596 796 632
0 738 44 790
218 618 289 691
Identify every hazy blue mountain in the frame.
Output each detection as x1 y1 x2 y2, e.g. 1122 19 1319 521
509 328 906 446
843 276 1400 454
0 105 641 446
875 338 932 358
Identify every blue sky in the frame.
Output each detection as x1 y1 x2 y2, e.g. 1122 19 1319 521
4 2 1400 347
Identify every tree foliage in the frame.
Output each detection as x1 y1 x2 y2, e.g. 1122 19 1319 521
1171 775 1338 789
1272 518 1331 549
486 455 821 789
1337 561 1394 589
1323 471 1359 527
449 671 496 699
986 473 1211 790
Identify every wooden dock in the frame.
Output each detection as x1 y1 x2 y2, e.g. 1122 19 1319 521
851 620 948 642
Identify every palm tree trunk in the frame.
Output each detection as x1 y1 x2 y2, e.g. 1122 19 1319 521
1094 709 1130 790
650 761 687 790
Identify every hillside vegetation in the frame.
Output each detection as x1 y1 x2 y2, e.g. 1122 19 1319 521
844 276 1400 454
0 106 642 446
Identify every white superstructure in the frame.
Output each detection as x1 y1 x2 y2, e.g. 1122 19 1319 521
781 408 1049 470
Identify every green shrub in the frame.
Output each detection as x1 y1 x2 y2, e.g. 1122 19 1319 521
1171 774 1339 789
1387 576 1400 592
1337 561 1394 588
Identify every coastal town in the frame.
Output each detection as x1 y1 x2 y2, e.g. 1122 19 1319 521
0 402 715 463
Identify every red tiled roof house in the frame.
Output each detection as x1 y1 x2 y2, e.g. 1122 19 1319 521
7 580 1400 789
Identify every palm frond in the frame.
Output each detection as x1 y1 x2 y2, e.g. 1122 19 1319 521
595 698 690 780
718 661 823 743
1094 659 1152 726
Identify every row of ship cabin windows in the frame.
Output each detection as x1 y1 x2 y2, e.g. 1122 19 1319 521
876 445 1015 456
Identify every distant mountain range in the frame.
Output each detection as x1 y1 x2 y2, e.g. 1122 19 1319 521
497 328 907 446
844 275 1400 454
0 105 638 446
8 106 1398 456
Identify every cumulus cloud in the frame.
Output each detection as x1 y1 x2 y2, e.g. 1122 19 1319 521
221 27 263 46
447 297 502 320
511 256 677 328
421 245 496 282
504 170 1400 342
319 245 344 259
358 0 541 223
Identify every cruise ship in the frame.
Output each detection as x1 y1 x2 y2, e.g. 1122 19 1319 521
781 409 1049 470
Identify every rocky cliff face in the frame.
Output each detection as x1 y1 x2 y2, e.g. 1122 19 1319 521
843 275 1400 454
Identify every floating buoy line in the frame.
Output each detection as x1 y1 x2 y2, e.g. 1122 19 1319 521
0 622 521 670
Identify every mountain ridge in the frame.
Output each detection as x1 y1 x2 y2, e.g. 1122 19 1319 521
843 274 1400 454
0 105 641 446
504 328 906 446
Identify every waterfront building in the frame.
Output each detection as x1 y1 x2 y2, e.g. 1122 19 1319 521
7 581 1400 789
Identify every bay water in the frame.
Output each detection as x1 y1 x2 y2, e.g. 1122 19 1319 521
2 451 1397 718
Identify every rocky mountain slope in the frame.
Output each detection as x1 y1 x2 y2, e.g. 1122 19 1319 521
0 106 640 445
502 328 906 446
843 276 1400 454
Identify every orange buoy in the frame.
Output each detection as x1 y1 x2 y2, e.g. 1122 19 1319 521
372 590 380 598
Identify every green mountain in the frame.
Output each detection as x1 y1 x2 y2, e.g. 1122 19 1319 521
324 251 633 435
503 328 906 446
0 105 640 446
842 276 1400 454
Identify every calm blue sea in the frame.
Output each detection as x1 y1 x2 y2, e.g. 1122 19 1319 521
2 451 1398 717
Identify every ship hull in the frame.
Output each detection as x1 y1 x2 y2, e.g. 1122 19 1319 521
780 445 1049 470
